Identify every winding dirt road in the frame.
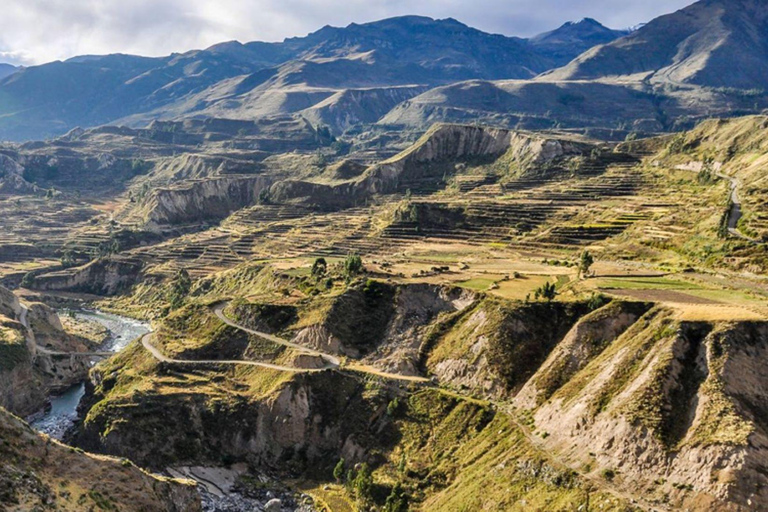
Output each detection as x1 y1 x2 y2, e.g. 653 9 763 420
138 301 430 383
715 171 758 242
213 302 429 383
140 332 328 373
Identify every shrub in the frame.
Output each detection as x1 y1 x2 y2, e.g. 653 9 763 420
344 253 364 279
311 257 327 278
333 458 345 483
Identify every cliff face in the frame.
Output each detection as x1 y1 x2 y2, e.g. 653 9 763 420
0 285 91 416
78 369 383 472
32 258 143 296
0 407 200 511
142 175 273 228
0 154 38 195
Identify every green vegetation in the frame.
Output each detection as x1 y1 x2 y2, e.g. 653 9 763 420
534 281 558 301
167 268 192 310
578 250 594 278
333 458 346 483
311 257 328 278
344 253 364 280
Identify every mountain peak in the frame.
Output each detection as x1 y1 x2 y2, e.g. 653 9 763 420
543 0 768 89
528 17 627 65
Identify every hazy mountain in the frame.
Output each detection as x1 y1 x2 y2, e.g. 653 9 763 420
529 18 630 66
0 64 18 80
544 0 768 89
0 15 626 141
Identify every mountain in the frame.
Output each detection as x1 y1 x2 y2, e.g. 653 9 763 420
544 0 768 89
529 18 630 66
0 16 625 141
0 63 18 80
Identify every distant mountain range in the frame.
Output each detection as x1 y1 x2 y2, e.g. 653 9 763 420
0 0 766 141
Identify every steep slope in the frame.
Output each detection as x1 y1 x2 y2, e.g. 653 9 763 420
544 0 768 89
424 295 768 511
643 115 768 243
299 85 430 134
0 407 200 511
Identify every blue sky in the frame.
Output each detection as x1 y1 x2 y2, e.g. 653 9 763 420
0 0 695 66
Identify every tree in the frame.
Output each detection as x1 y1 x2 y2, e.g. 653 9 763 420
579 250 594 279
60 249 77 268
311 257 328 278
534 282 557 302
383 483 408 512
353 463 373 503
333 458 345 483
386 398 399 417
344 253 363 279
168 269 192 309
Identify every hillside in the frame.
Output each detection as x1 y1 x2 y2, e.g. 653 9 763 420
544 0 768 89
0 407 199 511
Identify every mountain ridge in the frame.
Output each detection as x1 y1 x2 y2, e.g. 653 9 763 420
0 15 626 140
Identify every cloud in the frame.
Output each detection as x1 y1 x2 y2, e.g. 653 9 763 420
0 0 696 65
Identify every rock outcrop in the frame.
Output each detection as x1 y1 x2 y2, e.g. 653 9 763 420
0 285 92 416
32 258 144 296
142 175 273 228
0 154 38 195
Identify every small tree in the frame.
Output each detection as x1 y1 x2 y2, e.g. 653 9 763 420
311 257 328 278
534 282 557 302
353 463 373 504
60 249 77 268
383 483 408 512
168 268 192 309
333 458 345 483
386 398 399 417
257 188 271 205
579 250 594 279
344 253 363 279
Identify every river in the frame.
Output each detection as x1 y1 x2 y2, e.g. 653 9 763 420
30 309 150 439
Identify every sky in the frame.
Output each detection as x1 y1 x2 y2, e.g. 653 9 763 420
0 0 696 66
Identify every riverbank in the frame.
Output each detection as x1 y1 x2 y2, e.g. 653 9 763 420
29 309 149 439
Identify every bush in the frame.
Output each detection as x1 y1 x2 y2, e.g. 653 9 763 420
333 458 345 483
383 483 408 512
